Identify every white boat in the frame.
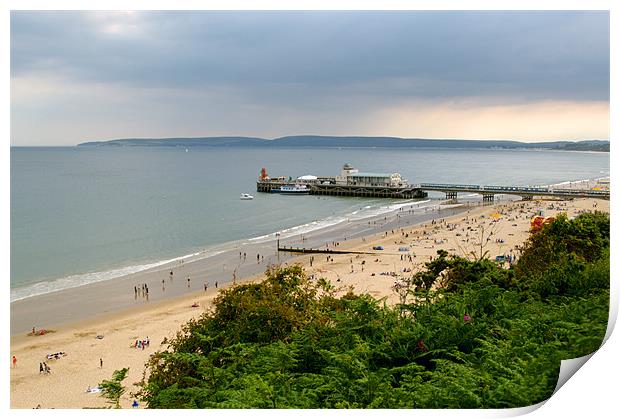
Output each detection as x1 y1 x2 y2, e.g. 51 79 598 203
272 184 311 194
240 193 254 200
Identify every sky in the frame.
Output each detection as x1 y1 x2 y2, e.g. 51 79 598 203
10 10 610 145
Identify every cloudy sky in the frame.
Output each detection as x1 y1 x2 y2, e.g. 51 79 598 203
10 11 609 145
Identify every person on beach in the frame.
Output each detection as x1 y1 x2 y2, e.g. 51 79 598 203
204 282 208 291
169 270 173 281
39 362 44 374
243 252 246 262
100 358 103 368
12 356 16 368
257 253 260 263
187 276 191 288
162 278 165 291
215 281 218 288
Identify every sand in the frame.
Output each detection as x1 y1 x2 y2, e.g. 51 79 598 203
10 196 609 409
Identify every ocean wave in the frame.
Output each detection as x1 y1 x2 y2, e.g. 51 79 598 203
247 216 349 244
10 249 222 302
246 198 437 243
547 177 609 189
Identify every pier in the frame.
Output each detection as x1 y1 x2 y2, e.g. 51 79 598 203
257 180 608 201
256 165 609 201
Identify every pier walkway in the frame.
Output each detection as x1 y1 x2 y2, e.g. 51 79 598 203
417 183 610 201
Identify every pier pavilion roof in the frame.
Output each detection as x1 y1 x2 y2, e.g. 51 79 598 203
349 172 393 178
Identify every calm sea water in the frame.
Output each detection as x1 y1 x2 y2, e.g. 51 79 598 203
10 146 609 300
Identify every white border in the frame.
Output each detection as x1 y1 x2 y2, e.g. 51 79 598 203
3 2 615 418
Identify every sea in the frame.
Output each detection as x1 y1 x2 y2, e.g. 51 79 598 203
10 146 609 302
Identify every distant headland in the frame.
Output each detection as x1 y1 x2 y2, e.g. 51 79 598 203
78 135 610 152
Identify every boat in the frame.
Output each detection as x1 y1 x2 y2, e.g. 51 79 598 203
271 184 311 194
240 193 254 200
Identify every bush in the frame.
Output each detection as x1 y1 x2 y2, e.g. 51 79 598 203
137 212 609 408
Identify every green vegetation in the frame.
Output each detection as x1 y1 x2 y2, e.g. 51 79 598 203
99 368 129 408
137 212 609 408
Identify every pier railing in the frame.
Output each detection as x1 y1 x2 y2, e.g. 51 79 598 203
418 183 609 200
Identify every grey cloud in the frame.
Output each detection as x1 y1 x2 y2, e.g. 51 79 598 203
11 11 609 102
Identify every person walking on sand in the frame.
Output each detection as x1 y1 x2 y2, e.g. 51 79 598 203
215 281 218 288
12 356 16 368
100 358 103 368
187 276 191 288
169 270 173 282
39 362 44 374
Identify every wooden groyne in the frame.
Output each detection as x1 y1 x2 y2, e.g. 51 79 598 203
278 246 378 255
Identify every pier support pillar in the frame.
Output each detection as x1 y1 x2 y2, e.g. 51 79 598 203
445 191 457 200
482 193 494 203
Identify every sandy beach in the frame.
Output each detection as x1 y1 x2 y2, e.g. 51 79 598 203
10 193 609 409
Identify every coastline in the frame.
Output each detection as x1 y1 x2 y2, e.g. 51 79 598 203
10 175 609 335
10 196 474 335
10 195 609 408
